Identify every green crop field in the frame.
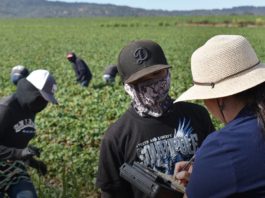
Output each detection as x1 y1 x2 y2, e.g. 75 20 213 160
1 16 265 197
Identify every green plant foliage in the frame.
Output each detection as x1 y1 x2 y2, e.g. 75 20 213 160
1 16 265 197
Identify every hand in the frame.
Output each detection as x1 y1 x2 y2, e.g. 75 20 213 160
27 158 47 176
34 160 47 176
20 145 41 159
174 161 193 187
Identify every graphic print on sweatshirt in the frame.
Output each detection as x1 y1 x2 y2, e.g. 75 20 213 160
136 118 198 174
13 119 35 134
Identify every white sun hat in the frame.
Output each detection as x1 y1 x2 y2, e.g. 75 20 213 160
26 69 58 104
175 35 265 102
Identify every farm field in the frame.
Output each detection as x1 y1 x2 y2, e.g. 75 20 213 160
1 16 265 197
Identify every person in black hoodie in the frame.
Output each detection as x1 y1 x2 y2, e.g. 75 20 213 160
103 64 118 84
67 52 92 87
10 65 29 86
96 40 215 198
0 69 58 198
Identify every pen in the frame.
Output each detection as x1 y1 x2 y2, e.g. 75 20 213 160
181 155 195 171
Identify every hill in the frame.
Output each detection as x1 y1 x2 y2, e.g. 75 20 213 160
1 0 265 17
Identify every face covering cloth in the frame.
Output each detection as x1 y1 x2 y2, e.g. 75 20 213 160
124 71 173 117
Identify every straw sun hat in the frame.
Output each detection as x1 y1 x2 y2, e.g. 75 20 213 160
176 35 265 102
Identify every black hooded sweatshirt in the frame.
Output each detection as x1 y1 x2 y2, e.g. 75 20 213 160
68 54 92 82
103 64 118 78
0 78 47 160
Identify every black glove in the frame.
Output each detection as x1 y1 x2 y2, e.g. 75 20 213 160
19 145 41 159
26 158 47 176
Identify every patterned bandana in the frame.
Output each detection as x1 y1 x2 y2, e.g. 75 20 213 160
124 71 173 117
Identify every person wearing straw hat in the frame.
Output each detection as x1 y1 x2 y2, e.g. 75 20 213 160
96 40 215 198
0 69 58 198
174 35 265 197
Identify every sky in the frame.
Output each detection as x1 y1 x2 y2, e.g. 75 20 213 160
48 0 265 11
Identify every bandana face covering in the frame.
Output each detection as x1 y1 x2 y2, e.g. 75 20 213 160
124 71 173 117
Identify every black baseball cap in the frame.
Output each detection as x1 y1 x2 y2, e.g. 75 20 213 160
117 40 170 83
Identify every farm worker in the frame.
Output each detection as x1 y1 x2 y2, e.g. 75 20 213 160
102 64 118 84
174 35 265 197
10 65 29 85
0 69 58 198
96 40 215 198
66 52 92 87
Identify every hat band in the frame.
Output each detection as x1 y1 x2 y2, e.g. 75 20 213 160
193 61 260 88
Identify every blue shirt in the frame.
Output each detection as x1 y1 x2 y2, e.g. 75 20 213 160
187 107 265 198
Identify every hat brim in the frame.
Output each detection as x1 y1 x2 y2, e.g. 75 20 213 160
125 64 171 83
175 62 265 102
40 91 58 105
